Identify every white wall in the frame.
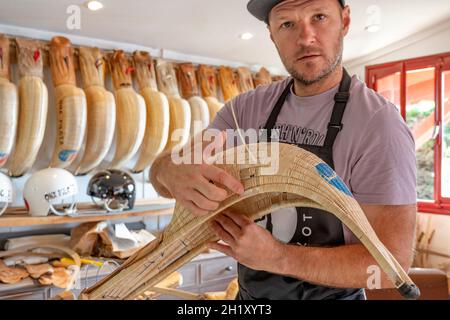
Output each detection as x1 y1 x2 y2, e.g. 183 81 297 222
344 22 450 273
344 20 450 79
415 213 450 272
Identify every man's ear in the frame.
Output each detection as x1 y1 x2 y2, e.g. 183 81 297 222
342 6 351 36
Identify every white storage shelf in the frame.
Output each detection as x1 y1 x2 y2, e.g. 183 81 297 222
0 251 237 300
0 199 175 228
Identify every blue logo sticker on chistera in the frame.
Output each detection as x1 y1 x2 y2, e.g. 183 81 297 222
0 152 8 166
315 163 353 197
58 150 78 162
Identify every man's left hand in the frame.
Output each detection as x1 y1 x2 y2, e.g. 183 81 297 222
208 211 285 272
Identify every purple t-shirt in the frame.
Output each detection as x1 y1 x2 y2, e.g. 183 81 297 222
207 75 417 244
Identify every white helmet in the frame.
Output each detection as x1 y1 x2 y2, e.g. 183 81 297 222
0 172 13 216
23 168 78 217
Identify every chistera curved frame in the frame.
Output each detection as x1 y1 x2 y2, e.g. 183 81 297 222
82 142 420 300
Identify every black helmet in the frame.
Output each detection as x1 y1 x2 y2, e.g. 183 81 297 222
87 169 136 212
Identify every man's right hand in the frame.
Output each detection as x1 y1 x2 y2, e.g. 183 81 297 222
152 130 245 216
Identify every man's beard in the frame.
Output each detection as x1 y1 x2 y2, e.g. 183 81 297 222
282 37 343 86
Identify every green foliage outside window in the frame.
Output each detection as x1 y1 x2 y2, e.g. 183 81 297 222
406 106 435 200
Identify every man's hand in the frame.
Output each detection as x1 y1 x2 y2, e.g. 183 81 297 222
208 204 416 289
208 211 285 272
151 130 245 216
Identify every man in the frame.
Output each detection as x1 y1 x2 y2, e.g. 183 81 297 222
150 0 417 300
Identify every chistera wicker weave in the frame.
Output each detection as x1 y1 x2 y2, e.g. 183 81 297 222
82 142 420 300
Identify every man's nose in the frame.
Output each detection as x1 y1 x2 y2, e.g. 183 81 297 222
295 21 317 46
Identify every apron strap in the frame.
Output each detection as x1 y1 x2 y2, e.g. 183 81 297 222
323 69 352 147
263 78 294 142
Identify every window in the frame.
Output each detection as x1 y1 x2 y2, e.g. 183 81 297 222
406 67 435 201
442 69 450 198
366 52 450 215
375 70 401 112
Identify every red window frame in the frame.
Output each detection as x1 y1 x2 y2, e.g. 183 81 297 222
366 52 450 215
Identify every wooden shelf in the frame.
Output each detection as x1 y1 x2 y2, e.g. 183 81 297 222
0 198 175 228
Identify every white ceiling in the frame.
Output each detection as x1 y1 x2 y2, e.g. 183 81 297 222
0 0 450 74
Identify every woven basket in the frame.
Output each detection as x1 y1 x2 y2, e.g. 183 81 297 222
82 142 420 300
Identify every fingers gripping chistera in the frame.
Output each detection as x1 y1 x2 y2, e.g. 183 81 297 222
155 130 244 217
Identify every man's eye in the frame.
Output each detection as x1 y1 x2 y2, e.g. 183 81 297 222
280 21 294 29
314 14 327 21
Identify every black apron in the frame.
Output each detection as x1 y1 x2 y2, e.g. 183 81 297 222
237 69 365 300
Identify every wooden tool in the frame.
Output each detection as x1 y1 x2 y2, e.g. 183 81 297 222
177 62 209 136
8 38 47 177
75 47 116 175
131 51 169 173
155 59 191 153
236 67 255 93
253 67 272 87
108 50 146 169
49 36 87 168
218 66 240 102
0 35 18 169
81 142 420 300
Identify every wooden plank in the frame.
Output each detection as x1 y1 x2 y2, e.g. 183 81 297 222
0 207 173 228
5 198 174 215
0 199 175 228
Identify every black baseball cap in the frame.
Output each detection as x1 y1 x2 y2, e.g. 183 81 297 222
247 0 346 24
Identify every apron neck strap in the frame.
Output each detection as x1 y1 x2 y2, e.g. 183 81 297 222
323 68 351 147
263 68 352 147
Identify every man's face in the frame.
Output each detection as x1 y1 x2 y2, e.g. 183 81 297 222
269 0 350 86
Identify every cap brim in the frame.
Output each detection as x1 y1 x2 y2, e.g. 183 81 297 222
247 0 346 23
247 0 283 23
